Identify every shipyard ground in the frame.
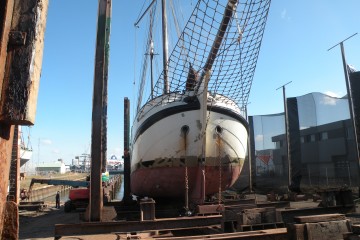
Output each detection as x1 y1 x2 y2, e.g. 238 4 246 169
18 195 344 240
19 201 118 240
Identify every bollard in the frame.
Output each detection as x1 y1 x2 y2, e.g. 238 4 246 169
140 198 156 221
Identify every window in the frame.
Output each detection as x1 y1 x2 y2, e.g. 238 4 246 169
304 134 316 143
320 132 328 140
310 134 316 142
275 140 283 149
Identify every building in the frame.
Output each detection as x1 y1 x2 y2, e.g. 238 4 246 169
36 161 67 174
271 119 358 186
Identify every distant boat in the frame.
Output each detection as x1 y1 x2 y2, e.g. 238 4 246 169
107 154 124 171
19 126 32 167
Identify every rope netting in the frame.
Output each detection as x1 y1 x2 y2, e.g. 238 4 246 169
137 0 271 114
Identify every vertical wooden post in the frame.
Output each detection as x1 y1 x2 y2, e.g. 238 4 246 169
276 81 292 190
0 2 15 233
0 0 48 125
90 0 111 222
0 0 14 93
123 97 131 203
1 0 47 237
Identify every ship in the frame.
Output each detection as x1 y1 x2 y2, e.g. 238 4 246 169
107 154 124 172
19 126 32 167
130 0 271 204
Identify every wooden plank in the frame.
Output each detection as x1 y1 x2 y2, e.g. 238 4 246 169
56 228 288 240
257 201 290 209
223 198 256 206
294 213 346 223
306 220 351 240
0 0 49 125
197 204 224 215
281 206 354 224
151 228 288 240
55 216 222 237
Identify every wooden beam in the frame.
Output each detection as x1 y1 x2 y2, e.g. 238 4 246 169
90 0 111 222
55 216 222 237
123 97 131 203
0 0 14 94
0 0 48 125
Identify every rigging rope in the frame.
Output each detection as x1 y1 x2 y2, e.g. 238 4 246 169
136 3 157 112
133 27 138 122
136 0 271 116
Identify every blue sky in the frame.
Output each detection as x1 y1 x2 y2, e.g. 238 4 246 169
25 0 360 168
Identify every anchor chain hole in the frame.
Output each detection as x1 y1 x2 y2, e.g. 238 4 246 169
215 125 223 134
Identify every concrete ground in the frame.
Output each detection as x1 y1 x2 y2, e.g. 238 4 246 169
19 201 117 240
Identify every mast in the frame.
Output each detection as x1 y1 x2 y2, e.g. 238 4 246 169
149 7 155 99
150 40 154 99
161 0 169 93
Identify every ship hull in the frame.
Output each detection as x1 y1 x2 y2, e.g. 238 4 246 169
131 94 248 202
20 148 32 167
131 165 241 199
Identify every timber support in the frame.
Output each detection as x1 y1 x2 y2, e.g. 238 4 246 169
123 97 131 203
0 0 48 238
90 0 112 222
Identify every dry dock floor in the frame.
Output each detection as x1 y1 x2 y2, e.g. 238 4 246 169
19 197 358 239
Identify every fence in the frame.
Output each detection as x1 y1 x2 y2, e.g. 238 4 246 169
300 166 356 189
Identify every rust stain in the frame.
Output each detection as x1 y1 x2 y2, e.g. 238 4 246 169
196 120 202 130
0 125 14 236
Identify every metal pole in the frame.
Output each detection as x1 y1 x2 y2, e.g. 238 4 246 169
181 126 189 212
245 104 253 193
348 165 352 187
90 0 111 222
149 6 155 99
134 0 156 27
276 81 292 190
200 71 211 203
150 41 154 99
161 0 169 93
247 139 252 193
326 167 329 187
328 33 360 194
340 42 360 167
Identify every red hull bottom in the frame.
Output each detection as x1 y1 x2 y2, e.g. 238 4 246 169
131 165 241 203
